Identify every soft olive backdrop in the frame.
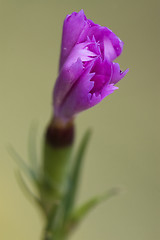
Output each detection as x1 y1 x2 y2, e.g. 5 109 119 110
0 0 160 239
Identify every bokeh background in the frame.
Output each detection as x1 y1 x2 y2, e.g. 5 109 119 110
0 0 160 239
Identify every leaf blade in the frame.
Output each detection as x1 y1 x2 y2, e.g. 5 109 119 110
7 145 38 185
15 170 43 209
28 121 38 172
63 129 92 219
66 187 120 231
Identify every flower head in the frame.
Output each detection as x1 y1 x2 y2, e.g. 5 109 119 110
53 10 128 124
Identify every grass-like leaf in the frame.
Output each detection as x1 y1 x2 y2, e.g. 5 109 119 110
66 187 120 232
63 129 92 220
7 145 38 185
28 121 38 172
15 170 44 210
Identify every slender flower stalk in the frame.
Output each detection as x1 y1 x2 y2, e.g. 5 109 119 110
41 118 74 215
41 10 128 239
10 10 128 240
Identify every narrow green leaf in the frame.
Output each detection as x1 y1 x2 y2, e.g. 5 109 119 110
15 170 44 210
66 187 120 231
28 121 38 172
7 145 38 184
64 129 92 219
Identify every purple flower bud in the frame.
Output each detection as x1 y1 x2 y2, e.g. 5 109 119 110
53 10 128 124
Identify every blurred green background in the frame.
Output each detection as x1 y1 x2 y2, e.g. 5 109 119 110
0 0 160 239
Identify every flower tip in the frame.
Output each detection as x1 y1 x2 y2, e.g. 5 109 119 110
78 9 85 18
79 9 84 14
66 9 84 21
121 68 129 78
125 68 129 74
120 40 124 49
114 86 119 90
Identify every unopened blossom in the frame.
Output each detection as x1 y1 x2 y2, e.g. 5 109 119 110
53 10 128 123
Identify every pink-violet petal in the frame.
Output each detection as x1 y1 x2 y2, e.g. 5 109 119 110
101 84 119 99
58 64 95 120
111 62 129 84
87 25 123 60
54 58 84 111
90 74 110 94
60 10 88 69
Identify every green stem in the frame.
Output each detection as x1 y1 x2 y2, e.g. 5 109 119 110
43 225 67 240
41 119 75 240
